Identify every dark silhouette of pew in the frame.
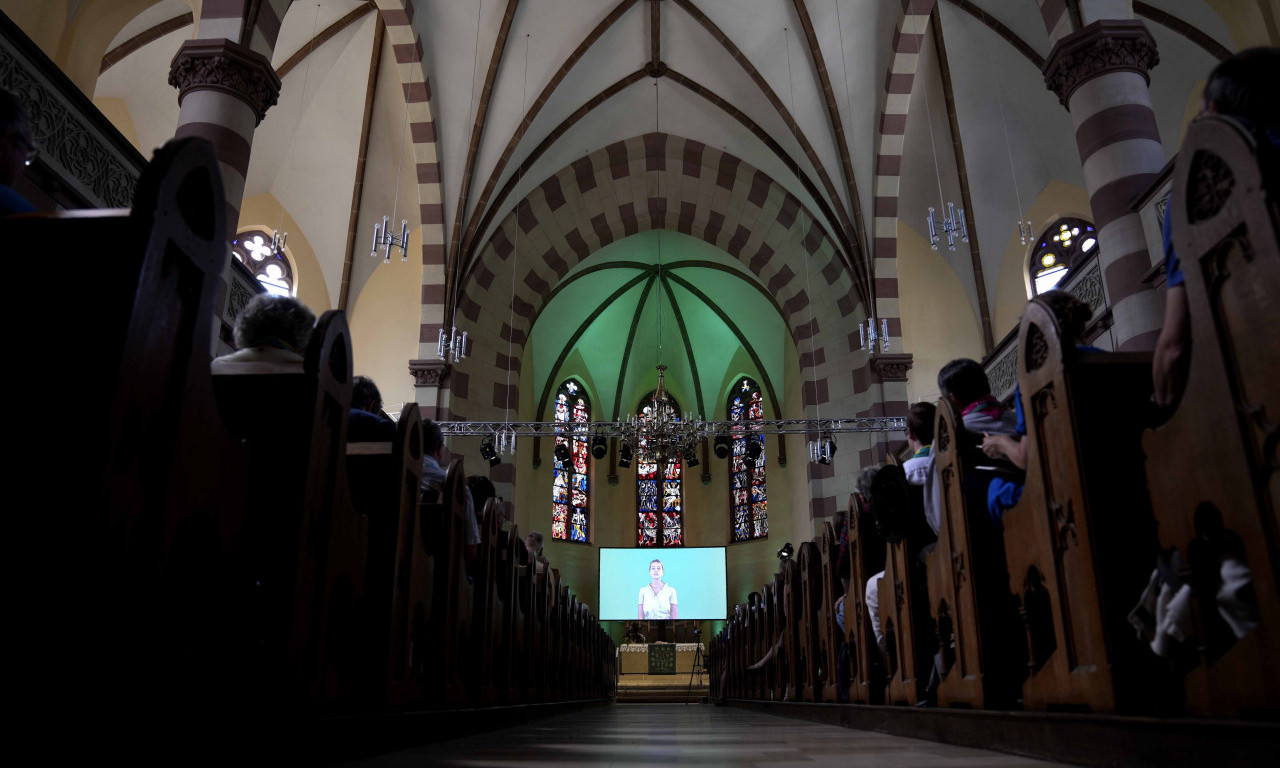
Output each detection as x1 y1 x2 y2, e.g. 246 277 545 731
925 398 1022 709
11 137 615 759
846 495 887 704
1004 296 1170 712
1145 113 1280 717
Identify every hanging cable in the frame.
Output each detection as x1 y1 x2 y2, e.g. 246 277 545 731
654 80 664 368
274 3 322 257
784 27 822 433
502 33 531 436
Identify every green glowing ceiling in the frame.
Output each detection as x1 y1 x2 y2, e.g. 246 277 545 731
527 231 792 422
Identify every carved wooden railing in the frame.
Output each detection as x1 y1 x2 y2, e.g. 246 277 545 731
0 12 146 209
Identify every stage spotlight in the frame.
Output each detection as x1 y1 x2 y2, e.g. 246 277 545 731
553 441 571 463
618 441 633 468
480 437 501 467
744 437 763 468
590 431 608 460
818 437 837 465
712 434 731 460
776 542 794 561
682 446 699 468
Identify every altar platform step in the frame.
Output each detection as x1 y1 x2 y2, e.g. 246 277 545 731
617 673 709 703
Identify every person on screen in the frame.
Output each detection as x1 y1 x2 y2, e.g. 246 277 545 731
638 559 678 620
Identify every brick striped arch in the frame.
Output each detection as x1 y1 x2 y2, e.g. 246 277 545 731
870 0 935 357
367 1 447 366
449 133 887 519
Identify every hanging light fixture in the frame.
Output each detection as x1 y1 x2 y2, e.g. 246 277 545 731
926 201 970 252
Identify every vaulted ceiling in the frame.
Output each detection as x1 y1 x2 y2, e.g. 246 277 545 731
5 0 1246 416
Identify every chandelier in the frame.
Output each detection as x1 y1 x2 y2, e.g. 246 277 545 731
621 365 704 467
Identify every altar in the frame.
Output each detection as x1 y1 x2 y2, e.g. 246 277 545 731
618 643 704 675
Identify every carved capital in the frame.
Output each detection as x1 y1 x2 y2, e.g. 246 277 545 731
409 359 450 387
870 353 914 383
1042 20 1159 107
169 39 282 124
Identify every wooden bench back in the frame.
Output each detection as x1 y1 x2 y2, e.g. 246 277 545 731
1007 298 1167 712
926 397 990 708
819 522 841 702
847 495 886 703
1145 114 1280 716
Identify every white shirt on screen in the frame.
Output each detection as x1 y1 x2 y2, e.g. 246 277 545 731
639 584 677 619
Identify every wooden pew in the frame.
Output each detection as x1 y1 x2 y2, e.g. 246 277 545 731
347 403 423 708
846 495 887 704
925 398 1022 709
210 309 372 711
761 581 778 699
880 531 927 705
1004 297 1170 712
1144 114 1280 717
475 498 505 704
779 558 802 701
12 137 258 737
422 457 475 706
497 509 532 704
728 602 744 697
742 596 757 701
819 522 842 703
797 539 825 701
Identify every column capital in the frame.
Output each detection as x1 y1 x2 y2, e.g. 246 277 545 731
870 353 913 383
409 359 451 387
1042 20 1159 107
169 38 282 125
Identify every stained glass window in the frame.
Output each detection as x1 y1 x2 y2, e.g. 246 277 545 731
729 377 768 541
232 230 295 296
552 379 590 542
636 391 683 547
1030 218 1096 296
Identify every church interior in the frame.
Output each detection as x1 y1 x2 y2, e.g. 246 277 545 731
3 0 1277 765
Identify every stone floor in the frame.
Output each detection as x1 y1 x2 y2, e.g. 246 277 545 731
348 703 1078 767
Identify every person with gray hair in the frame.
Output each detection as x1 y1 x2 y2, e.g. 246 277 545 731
212 293 316 374
0 88 36 215
524 531 549 574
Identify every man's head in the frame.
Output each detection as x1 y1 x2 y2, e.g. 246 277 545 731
869 464 910 543
937 358 989 409
233 294 315 352
1203 47 1280 126
466 474 497 516
853 464 882 509
422 418 446 462
525 530 544 556
352 375 383 413
906 402 936 451
0 88 34 187
1038 289 1093 347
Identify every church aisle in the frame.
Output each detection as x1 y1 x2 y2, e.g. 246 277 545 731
349 704 1076 767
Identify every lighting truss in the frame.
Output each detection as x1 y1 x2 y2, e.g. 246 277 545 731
436 417 906 438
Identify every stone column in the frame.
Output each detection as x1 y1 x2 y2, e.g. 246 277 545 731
168 39 281 234
1043 20 1164 350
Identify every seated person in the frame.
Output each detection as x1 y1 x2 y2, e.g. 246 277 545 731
981 290 1099 525
421 419 479 570
212 294 315 374
348 375 395 442
849 465 887 657
869 463 937 694
524 530 550 574
1153 47 1279 410
466 475 498 526
902 402 938 536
